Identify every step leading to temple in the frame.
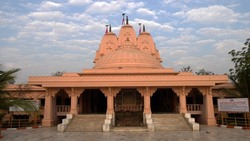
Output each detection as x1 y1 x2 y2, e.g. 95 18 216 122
65 114 105 132
152 114 192 131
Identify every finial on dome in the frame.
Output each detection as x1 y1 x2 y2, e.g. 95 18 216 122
143 24 146 32
126 16 129 25
109 24 112 32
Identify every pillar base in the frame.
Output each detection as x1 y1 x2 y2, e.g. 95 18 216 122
70 110 78 115
42 119 54 127
206 118 216 126
179 109 187 113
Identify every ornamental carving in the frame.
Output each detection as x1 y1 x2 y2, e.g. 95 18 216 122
100 87 121 97
137 87 157 97
172 87 192 96
45 88 60 97
64 88 84 97
198 87 212 96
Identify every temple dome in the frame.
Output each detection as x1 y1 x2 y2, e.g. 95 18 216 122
94 46 163 69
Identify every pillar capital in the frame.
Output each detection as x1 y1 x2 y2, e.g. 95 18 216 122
137 87 157 97
198 87 212 96
45 88 60 97
100 87 121 97
101 87 120 114
172 86 192 96
65 88 84 97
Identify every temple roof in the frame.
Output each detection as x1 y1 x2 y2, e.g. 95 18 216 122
94 22 163 69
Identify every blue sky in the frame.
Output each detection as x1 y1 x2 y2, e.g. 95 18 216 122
0 0 250 83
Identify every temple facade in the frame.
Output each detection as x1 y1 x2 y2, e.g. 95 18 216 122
5 17 229 131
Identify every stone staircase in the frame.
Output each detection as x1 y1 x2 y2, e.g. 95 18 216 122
65 114 105 132
152 114 191 131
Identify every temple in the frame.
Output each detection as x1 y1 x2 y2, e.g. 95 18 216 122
4 16 229 131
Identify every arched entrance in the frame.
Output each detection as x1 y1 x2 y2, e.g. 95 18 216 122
80 89 107 114
114 89 143 126
151 88 177 113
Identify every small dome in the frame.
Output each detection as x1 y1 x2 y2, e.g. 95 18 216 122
94 46 163 69
117 25 137 47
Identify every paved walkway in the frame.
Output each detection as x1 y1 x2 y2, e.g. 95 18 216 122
1 125 250 141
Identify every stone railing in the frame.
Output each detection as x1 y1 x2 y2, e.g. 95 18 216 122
186 104 202 115
114 104 143 112
57 105 79 116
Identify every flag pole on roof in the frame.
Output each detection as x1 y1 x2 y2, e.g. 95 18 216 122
138 23 141 34
122 13 125 25
126 16 129 25
109 24 111 32
105 24 108 34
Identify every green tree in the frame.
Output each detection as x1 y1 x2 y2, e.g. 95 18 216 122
180 66 193 72
195 69 215 75
0 65 37 135
51 70 65 76
228 38 250 98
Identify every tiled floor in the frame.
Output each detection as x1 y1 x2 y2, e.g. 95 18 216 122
1 125 250 141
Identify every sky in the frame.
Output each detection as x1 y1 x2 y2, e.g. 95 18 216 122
0 0 250 83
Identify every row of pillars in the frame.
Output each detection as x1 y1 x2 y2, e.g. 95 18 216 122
42 86 216 127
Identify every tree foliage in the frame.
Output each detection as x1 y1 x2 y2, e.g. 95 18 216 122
228 38 250 98
180 66 193 72
0 65 37 118
195 69 215 75
51 70 65 76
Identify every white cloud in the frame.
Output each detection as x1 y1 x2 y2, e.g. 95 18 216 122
197 27 250 40
173 55 231 74
163 0 175 4
127 2 144 9
238 12 250 24
173 11 185 17
134 18 174 32
136 8 157 19
169 49 187 57
68 0 92 5
213 39 242 55
38 1 63 11
166 35 197 46
185 5 238 24
86 1 121 14
28 11 64 21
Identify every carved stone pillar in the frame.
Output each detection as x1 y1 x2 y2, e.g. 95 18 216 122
66 88 84 115
100 87 121 114
137 87 157 114
172 87 191 113
101 87 121 131
199 87 216 126
42 88 58 127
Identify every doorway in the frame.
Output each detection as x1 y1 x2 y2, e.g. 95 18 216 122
115 89 143 126
81 89 106 114
151 88 177 113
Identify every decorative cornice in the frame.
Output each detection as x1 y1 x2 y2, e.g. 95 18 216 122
137 87 157 97
100 87 121 97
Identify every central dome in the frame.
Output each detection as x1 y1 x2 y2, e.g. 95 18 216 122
94 46 163 69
